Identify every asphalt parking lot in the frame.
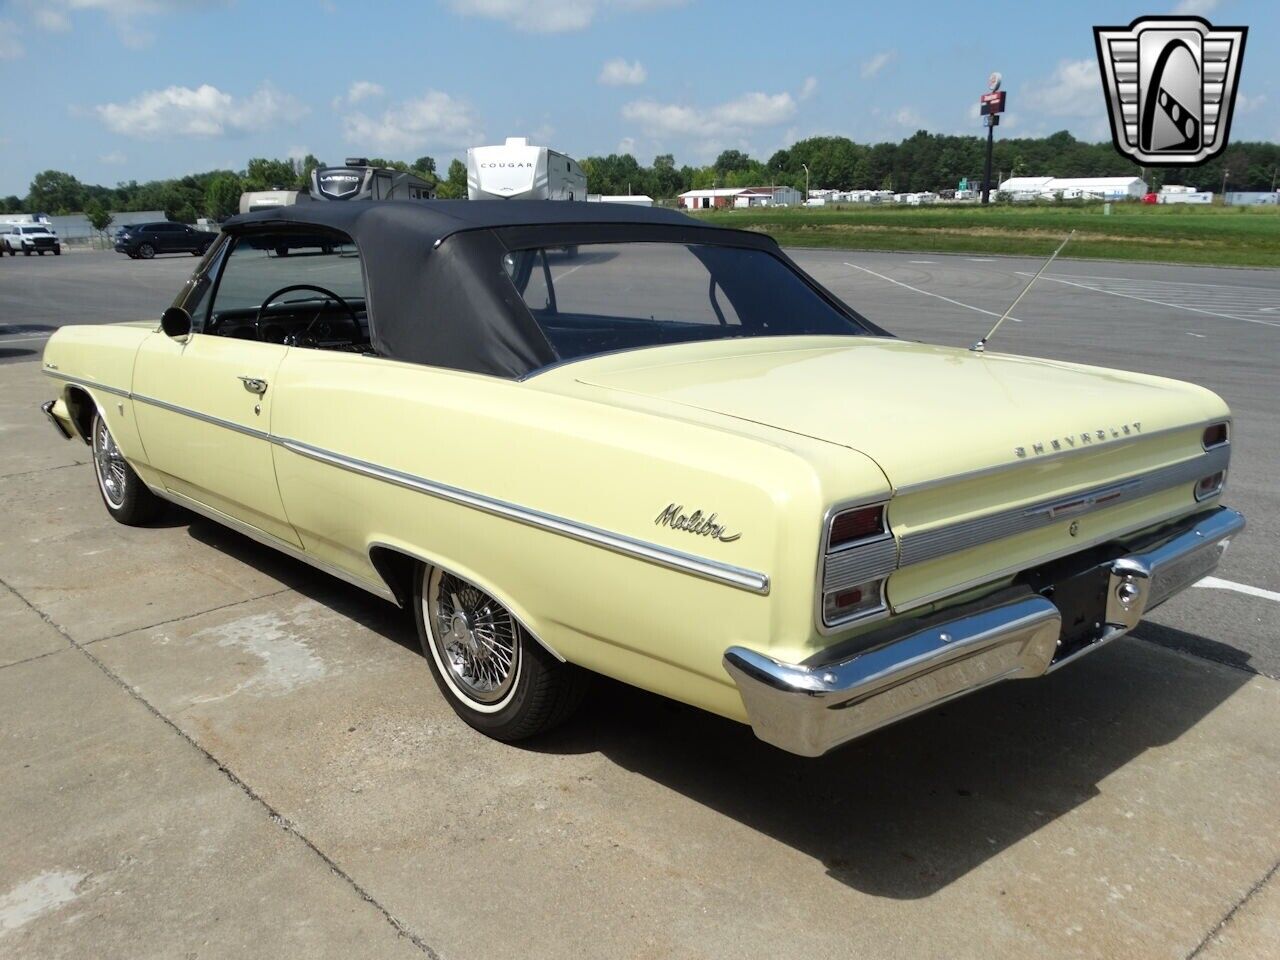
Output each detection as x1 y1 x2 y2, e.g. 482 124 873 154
1 248 1277 959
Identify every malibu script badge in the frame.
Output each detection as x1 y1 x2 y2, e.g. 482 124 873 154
1094 15 1247 166
655 504 741 543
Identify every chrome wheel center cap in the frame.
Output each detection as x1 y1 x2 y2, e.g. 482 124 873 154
449 611 481 656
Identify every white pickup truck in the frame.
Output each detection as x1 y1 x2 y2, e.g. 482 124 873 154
3 223 62 256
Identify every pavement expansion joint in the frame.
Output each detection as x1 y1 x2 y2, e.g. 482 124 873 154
0 574 444 960
81 587 295 646
1186 857 1280 959
0 460 90 483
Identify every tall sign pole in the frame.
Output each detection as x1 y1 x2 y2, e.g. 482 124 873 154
980 72 1006 204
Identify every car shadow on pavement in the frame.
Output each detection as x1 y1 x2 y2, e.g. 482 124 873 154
530 639 1252 900
182 515 420 654
170 514 1253 900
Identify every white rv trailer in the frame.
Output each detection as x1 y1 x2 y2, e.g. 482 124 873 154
238 190 311 215
467 138 587 201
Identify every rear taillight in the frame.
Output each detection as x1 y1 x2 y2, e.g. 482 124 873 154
820 500 893 629
828 504 886 549
1195 470 1226 501
1203 422 1229 449
822 579 885 623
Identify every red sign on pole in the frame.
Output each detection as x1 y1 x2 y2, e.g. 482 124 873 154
980 91 1007 115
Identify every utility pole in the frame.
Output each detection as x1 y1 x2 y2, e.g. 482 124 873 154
1271 166 1277 192
802 163 810 202
981 119 995 204
979 72 1005 204
1221 166 1229 198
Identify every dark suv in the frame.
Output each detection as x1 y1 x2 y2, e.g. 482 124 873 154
114 222 218 259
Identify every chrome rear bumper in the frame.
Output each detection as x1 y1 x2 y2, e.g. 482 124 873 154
724 506 1245 757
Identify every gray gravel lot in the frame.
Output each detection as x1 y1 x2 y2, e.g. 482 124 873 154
1 246 1277 959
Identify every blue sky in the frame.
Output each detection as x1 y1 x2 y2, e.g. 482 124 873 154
0 0 1274 195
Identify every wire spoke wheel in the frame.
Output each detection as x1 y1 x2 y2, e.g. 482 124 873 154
425 568 521 707
93 415 127 509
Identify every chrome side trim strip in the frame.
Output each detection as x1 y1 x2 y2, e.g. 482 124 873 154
280 437 771 595
898 446 1230 568
43 369 131 399
132 393 272 441
44 376 766 596
153 487 397 603
892 417 1225 495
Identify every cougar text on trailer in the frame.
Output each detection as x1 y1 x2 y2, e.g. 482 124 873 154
467 138 587 201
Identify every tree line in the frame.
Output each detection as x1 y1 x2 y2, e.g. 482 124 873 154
3 130 1276 224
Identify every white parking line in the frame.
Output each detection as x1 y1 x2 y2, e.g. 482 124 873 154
1194 576 1280 603
0 335 52 344
1020 273 1280 329
844 262 1022 321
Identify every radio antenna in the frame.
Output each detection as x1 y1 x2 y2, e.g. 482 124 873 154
970 230 1074 353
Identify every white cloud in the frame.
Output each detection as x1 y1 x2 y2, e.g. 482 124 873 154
1171 0 1220 14
24 4 71 31
799 76 818 101
1022 58 1105 118
599 57 646 86
98 150 127 163
893 106 924 127
1235 92 1266 114
22 1 228 48
0 21 23 59
624 88 798 139
332 80 384 110
342 90 482 152
96 83 305 138
617 136 636 154
860 50 896 80
446 0 685 34
286 145 309 160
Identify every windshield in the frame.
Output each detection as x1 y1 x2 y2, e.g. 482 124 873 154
21 227 51 235
502 242 866 364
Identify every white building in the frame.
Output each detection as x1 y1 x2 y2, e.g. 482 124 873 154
679 186 802 210
587 195 654 206
998 176 1148 201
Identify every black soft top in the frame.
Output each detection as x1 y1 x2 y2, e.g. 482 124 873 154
220 200 868 378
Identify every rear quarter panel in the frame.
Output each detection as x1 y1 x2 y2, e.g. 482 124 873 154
270 350 889 720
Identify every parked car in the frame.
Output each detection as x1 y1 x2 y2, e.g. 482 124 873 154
114 221 217 259
39 201 1243 756
3 223 61 255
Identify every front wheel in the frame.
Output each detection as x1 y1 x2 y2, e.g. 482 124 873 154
91 412 162 525
414 564 586 741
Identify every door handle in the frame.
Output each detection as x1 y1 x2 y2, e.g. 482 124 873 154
238 376 268 396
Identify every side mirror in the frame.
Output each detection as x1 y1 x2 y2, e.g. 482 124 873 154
160 306 192 341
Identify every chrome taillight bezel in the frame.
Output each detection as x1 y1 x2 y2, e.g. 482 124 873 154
1202 421 1230 451
817 497 895 633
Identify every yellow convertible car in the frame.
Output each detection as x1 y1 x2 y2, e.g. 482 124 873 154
40 201 1243 756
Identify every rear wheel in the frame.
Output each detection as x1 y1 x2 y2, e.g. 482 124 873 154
138 243 155 259
91 412 162 525
414 564 586 741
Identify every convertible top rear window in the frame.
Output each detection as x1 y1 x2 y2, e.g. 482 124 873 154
503 242 865 364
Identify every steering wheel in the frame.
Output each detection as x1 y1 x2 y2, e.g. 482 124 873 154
254 284 362 346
